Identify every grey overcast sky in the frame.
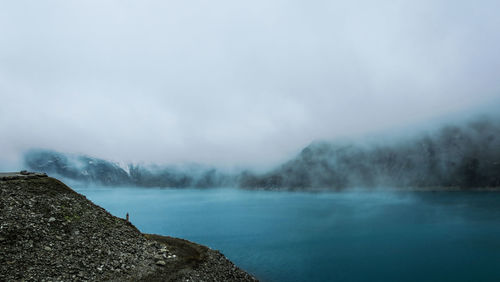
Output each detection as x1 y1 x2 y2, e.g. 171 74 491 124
1 0 500 169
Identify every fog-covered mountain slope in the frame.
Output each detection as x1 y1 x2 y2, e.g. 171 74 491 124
240 117 500 190
24 117 500 190
24 150 233 188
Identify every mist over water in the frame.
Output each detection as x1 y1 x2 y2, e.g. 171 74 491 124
75 186 500 282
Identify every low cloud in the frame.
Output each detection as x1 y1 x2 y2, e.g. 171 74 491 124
1 0 499 169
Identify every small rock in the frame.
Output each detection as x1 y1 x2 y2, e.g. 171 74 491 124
74 230 80 235
0 237 5 242
48 217 56 223
44 246 51 251
55 236 62 240
154 254 163 260
156 260 166 266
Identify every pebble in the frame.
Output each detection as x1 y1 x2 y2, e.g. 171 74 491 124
156 260 166 266
48 217 56 223
44 246 52 251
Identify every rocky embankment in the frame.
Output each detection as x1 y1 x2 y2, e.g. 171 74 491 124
0 172 257 281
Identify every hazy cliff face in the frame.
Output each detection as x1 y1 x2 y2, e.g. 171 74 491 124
24 150 233 188
24 151 131 186
240 117 500 190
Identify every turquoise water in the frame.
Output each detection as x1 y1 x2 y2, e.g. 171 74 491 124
74 187 500 282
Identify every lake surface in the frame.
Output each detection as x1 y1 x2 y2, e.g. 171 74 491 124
74 186 500 282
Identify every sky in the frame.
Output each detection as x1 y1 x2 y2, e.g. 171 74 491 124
1 0 500 170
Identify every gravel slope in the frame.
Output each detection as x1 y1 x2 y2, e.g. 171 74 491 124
0 173 257 281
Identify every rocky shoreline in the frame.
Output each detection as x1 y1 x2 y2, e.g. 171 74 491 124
0 172 257 281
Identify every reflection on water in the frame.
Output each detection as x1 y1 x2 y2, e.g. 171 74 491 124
74 187 500 282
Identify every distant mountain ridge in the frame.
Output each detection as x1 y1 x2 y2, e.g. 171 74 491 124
24 150 233 188
25 116 500 190
241 117 500 190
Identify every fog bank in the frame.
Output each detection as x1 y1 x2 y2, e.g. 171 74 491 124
1 0 500 169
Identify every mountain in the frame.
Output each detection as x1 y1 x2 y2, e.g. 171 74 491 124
24 150 233 188
240 117 500 190
24 116 500 190
24 150 131 186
